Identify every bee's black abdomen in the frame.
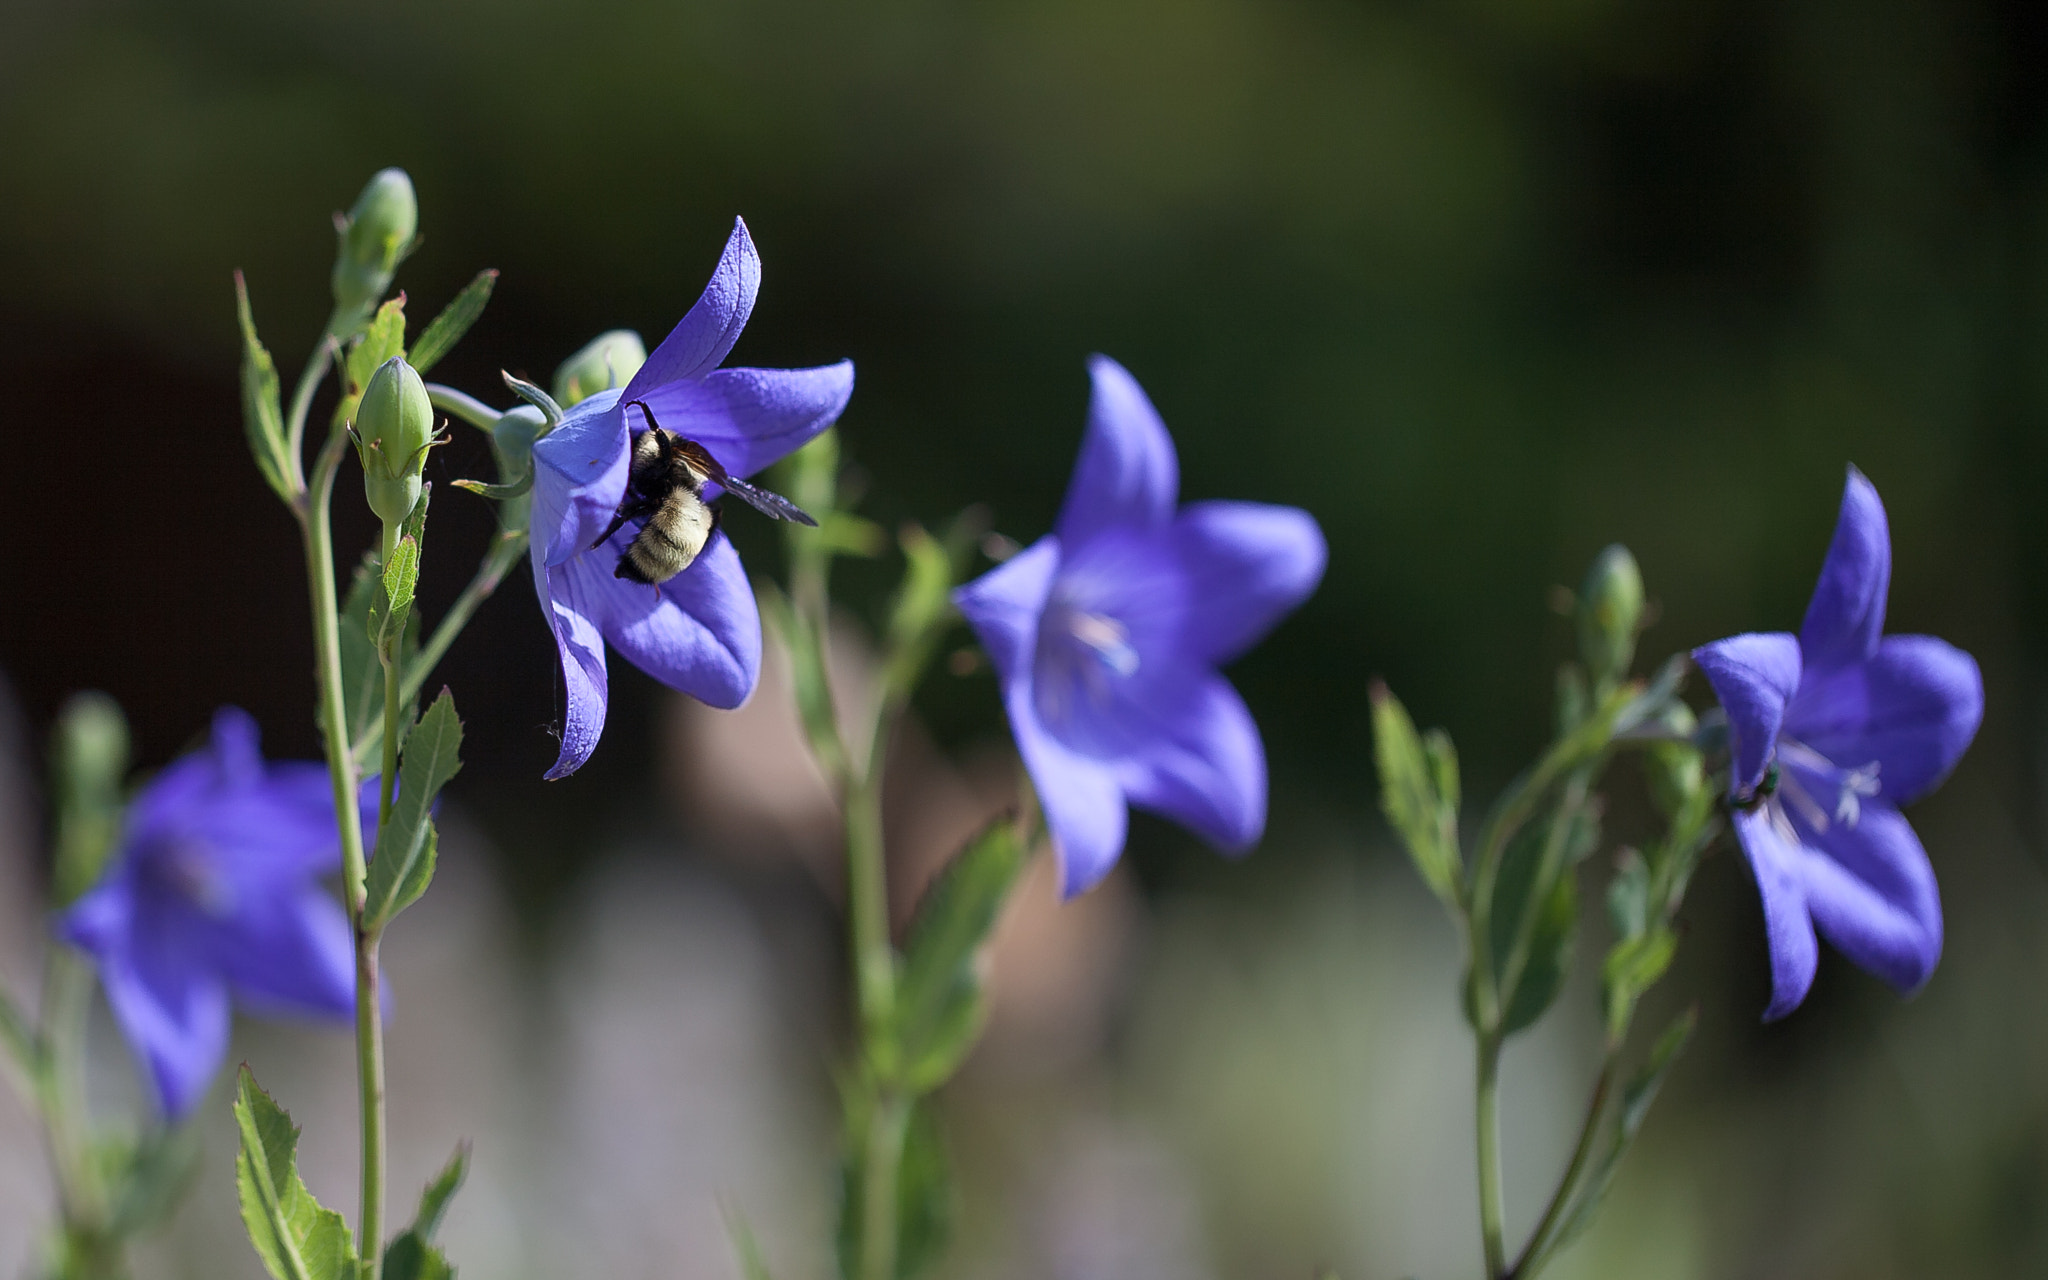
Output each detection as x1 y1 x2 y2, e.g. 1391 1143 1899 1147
615 553 656 584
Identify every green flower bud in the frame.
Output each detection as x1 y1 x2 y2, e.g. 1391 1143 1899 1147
331 168 418 334
1643 702 1705 819
51 692 129 908
1576 543 1644 687
355 355 435 526
552 330 647 407
488 404 546 532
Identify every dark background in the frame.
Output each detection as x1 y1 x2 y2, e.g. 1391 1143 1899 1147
4 0 2048 1275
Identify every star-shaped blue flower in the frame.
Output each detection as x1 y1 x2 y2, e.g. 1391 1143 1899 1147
1692 468 1982 1019
954 356 1326 897
59 709 375 1119
530 218 854 779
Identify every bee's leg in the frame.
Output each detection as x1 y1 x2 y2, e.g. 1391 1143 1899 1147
589 498 653 551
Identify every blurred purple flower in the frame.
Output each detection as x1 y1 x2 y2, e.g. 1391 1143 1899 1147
529 217 853 779
954 356 1326 897
59 709 374 1119
1692 468 1982 1019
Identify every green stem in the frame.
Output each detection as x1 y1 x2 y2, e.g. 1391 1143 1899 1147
300 425 385 1276
425 383 500 432
859 1092 911 1280
1508 1054 1617 1280
38 947 103 1223
1496 769 1595 1009
1476 1033 1507 1279
377 522 402 825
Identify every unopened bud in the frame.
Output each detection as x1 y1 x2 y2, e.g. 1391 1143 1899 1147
1644 702 1705 818
1576 544 1644 687
356 356 434 526
331 168 418 333
51 692 130 907
552 330 646 407
488 405 546 531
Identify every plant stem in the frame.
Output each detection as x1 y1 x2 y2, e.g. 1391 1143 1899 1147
300 424 385 1276
1509 1055 1617 1280
378 522 402 824
38 944 124 1280
284 345 331 492
859 1092 911 1280
425 383 500 432
1475 1033 1507 1279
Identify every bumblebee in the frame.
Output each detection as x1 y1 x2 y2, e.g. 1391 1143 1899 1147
591 400 817 585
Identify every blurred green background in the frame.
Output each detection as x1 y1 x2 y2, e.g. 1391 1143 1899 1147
3 0 2048 1276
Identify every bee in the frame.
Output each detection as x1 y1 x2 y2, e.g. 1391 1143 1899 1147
590 399 818 585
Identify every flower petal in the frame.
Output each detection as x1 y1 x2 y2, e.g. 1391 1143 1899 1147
1115 672 1267 853
574 532 761 710
1170 501 1326 664
532 389 630 566
1791 801 1942 994
533 542 612 780
1055 356 1179 550
955 537 1063 683
98 914 231 1119
1799 467 1891 672
1692 632 1802 797
623 217 761 394
1732 806 1820 1021
633 361 854 480
1784 634 1983 807
954 539 1130 895
214 884 358 1020
208 706 264 787
1013 692 1129 899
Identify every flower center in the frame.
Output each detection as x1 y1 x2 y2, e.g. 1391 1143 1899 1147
1770 738 1882 834
1034 599 1140 732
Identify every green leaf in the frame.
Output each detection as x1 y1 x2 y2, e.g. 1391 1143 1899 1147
409 1142 468 1241
1601 927 1678 1045
725 1205 776 1280
1370 682 1462 910
1605 847 1650 941
895 820 1025 1092
338 296 409 429
234 1068 358 1280
837 1099 953 1280
381 1233 453 1280
409 270 497 375
236 273 295 503
109 1125 201 1236
1478 787 1598 1038
379 535 420 656
364 691 463 929
1550 1006 1696 1257
0 985 36 1102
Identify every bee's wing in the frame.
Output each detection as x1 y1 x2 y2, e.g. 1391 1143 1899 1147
719 475 820 526
670 437 818 526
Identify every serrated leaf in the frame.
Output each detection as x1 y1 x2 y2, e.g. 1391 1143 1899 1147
379 536 420 655
332 296 409 434
410 1143 468 1241
409 270 497 375
381 1232 453 1280
363 691 462 928
330 556 417 754
837 1099 953 1280
235 1068 358 1280
1370 683 1461 909
895 821 1024 1091
235 273 295 502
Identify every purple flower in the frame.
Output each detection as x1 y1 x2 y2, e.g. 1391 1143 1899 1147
1692 469 1982 1019
59 709 374 1119
530 218 853 778
954 356 1326 897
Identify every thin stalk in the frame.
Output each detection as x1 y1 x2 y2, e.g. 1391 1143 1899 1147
1509 1055 1618 1280
377 522 402 824
283 345 331 493
300 424 385 1276
859 1093 911 1280
38 946 103 1231
425 383 500 432
1475 1034 1507 1279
